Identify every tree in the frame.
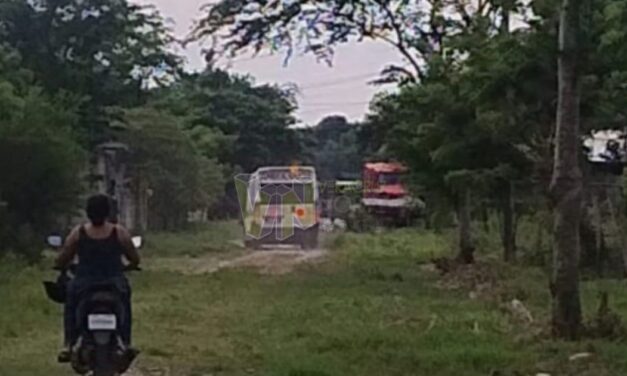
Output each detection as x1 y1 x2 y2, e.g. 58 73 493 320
121 107 224 230
312 115 363 181
549 0 586 340
0 76 84 260
191 0 517 83
0 0 181 144
366 22 551 262
153 69 307 173
463 25 557 262
369 68 480 262
192 1 544 257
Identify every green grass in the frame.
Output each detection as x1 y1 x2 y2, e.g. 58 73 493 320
0 261 63 375
2 226 627 375
144 221 243 258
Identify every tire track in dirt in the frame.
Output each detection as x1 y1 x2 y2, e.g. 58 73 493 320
148 247 328 276
216 248 328 275
126 367 166 376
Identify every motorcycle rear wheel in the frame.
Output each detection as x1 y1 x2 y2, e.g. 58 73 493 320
92 346 116 376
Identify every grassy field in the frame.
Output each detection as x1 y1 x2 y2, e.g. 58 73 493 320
143 221 244 258
2 223 627 375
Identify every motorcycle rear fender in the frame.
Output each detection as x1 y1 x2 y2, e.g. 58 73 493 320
93 331 113 346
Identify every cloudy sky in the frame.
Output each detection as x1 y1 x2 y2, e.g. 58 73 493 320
132 0 400 125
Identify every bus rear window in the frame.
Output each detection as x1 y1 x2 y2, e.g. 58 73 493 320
258 183 315 204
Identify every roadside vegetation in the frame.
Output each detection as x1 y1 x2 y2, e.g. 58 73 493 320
3 223 627 375
145 221 243 258
3 0 627 375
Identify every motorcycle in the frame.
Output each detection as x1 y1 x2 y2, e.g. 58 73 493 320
43 234 144 376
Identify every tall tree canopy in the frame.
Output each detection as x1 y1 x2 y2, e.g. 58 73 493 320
311 115 363 181
191 0 525 82
0 0 312 254
121 107 225 230
0 44 84 260
0 0 180 143
153 69 308 173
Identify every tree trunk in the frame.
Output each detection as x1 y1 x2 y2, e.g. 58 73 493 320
579 212 598 271
500 0 511 34
549 0 584 340
456 188 474 264
500 1 516 263
502 182 517 262
591 191 605 276
535 213 545 258
605 186 627 277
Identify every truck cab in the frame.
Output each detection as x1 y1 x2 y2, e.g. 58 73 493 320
361 162 419 226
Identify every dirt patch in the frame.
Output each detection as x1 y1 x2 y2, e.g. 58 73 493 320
148 246 328 276
125 368 146 376
126 366 170 376
147 252 240 275
434 260 505 298
430 259 545 331
220 248 328 275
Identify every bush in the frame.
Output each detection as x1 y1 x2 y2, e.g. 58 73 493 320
0 84 84 261
122 107 225 231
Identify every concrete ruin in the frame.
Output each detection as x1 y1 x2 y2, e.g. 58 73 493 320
92 142 149 233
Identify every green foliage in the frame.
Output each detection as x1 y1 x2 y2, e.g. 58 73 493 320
6 229 627 375
355 2 559 260
0 81 84 261
148 69 311 219
373 26 547 199
193 0 526 82
121 107 225 230
578 0 627 130
0 0 181 143
1 2 310 237
153 69 307 173
0 24 85 261
144 221 242 258
311 116 363 181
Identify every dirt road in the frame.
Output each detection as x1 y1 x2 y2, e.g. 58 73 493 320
147 245 328 276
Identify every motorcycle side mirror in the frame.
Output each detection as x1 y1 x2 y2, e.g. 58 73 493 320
47 235 64 249
131 236 143 249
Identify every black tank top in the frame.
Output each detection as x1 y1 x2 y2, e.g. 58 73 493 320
75 225 125 281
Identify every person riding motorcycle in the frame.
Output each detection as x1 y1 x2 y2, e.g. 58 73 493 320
56 194 141 363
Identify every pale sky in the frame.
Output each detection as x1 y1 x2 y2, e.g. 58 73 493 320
132 0 400 125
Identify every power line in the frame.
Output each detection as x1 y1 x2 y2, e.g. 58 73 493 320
297 107 369 116
217 55 384 91
298 72 380 91
303 101 371 106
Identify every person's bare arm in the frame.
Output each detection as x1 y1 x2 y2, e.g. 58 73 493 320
116 225 141 266
55 226 80 269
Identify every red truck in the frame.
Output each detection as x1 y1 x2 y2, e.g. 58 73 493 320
361 162 419 225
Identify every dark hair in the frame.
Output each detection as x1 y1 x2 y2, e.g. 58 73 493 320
86 194 111 226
